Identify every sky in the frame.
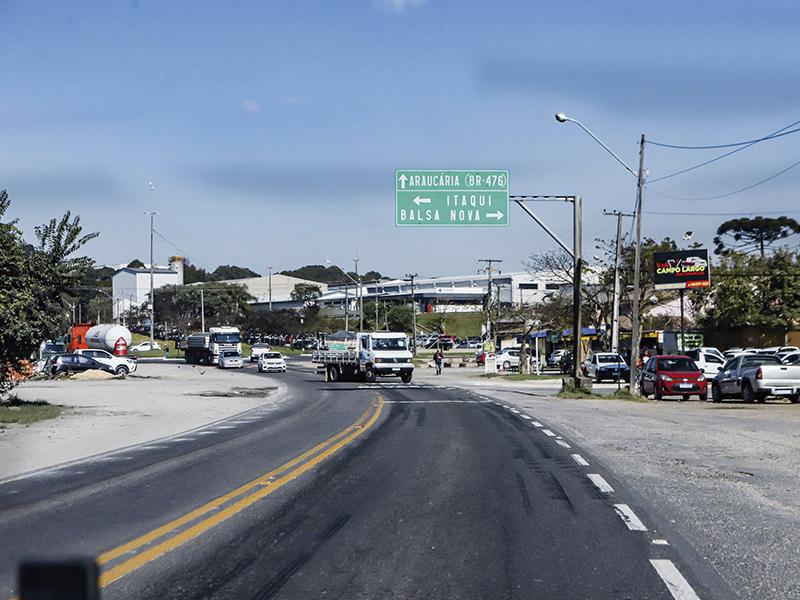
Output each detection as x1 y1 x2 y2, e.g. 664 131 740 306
2 0 799 279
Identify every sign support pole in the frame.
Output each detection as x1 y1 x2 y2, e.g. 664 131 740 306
680 289 685 354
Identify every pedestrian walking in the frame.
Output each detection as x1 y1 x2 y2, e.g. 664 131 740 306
163 343 170 360
434 349 443 375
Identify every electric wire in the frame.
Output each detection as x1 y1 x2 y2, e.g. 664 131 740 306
647 120 800 150
153 229 210 271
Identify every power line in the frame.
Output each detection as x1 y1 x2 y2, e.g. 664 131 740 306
644 209 800 217
647 119 800 150
646 157 800 201
153 229 210 270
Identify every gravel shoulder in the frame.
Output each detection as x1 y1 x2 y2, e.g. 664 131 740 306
418 367 800 600
0 363 285 482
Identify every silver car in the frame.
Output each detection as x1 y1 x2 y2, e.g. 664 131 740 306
218 350 244 369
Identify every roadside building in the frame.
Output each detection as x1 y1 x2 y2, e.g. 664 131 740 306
111 256 185 319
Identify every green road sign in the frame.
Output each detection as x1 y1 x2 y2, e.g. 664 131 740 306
396 170 509 227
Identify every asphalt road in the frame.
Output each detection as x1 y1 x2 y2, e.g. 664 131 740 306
0 360 733 599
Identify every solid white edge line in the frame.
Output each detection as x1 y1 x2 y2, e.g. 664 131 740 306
542 429 556 437
571 453 589 466
613 503 648 531
587 473 614 493
649 559 702 600
555 439 571 448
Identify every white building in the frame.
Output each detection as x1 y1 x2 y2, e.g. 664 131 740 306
211 274 329 310
112 256 185 319
318 271 569 315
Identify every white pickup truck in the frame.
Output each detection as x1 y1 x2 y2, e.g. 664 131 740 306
711 354 800 403
313 332 414 383
73 348 138 376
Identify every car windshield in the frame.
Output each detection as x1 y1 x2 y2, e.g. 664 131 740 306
253 343 270 349
658 357 697 371
372 338 407 350
597 354 623 363
222 351 239 357
264 353 282 359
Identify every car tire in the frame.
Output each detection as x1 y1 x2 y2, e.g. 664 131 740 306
742 383 755 404
711 383 723 403
699 391 708 402
115 366 129 377
654 385 662 401
503 361 511 371
595 374 602 384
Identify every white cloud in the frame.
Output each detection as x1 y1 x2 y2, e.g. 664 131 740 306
375 0 427 13
242 99 261 113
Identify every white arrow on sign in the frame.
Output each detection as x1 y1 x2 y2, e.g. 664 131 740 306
413 196 431 206
398 174 408 189
486 210 505 220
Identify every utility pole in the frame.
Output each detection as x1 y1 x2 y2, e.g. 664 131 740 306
405 273 418 355
354 257 363 332
144 207 159 348
200 289 205 331
344 284 349 332
478 259 503 345
629 135 647 394
268 266 273 311
603 210 634 353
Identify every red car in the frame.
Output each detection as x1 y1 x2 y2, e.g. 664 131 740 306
640 355 707 401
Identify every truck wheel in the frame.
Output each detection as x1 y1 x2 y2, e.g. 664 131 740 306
401 371 413 383
789 394 799 404
742 383 755 403
711 383 723 403
365 368 377 384
327 365 340 382
115 366 129 377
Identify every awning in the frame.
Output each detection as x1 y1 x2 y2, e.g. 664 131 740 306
561 326 598 337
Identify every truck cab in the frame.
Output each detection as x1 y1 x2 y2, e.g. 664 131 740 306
358 332 414 383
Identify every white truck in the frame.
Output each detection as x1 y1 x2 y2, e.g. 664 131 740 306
711 353 800 403
182 326 242 365
313 332 414 383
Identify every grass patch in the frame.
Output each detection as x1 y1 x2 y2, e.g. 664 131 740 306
416 312 483 338
557 384 647 402
483 373 561 381
0 399 61 424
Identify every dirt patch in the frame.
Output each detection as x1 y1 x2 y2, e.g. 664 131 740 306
194 387 278 398
70 371 117 381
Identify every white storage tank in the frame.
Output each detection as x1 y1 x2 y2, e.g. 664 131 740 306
86 324 133 355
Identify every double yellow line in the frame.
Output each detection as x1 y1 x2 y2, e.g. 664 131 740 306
95 396 384 588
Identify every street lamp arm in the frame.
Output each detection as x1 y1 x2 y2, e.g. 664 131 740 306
559 115 638 178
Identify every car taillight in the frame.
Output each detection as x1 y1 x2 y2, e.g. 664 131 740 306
756 367 762 380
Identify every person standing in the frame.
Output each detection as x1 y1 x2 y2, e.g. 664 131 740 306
434 349 443 375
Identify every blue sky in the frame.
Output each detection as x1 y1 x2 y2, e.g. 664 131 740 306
2 0 799 278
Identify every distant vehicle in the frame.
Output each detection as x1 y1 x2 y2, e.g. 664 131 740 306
68 323 133 355
640 355 707 401
249 343 271 362
73 349 137 376
582 352 630 382
218 350 244 369
182 326 241 365
51 354 115 377
258 352 287 373
129 341 162 353
548 349 567 367
466 336 481 348
685 349 725 375
313 331 414 383
495 348 521 371
683 255 708 269
689 346 724 361
780 352 800 366
711 354 800 403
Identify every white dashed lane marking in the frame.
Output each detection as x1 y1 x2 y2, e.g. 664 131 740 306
649 559 702 600
652 539 670 546
613 504 648 531
541 429 557 437
555 439 571 449
532 421 543 427
571 454 589 466
587 473 614 493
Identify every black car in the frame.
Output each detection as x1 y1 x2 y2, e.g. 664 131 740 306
51 354 115 376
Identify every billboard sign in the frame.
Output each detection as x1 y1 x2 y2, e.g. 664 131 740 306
653 249 711 290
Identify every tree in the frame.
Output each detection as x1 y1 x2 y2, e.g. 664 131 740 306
183 260 210 284
280 264 385 284
0 190 98 394
242 309 301 336
210 264 260 281
387 305 413 332
713 216 800 258
127 259 145 268
290 283 322 307
153 282 253 331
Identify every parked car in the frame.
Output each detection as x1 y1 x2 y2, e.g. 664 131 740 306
74 348 138 376
249 343 271 362
496 348 521 371
711 354 800 403
685 349 725 375
548 349 567 367
51 353 115 377
640 355 707 401
129 341 161 353
582 352 630 382
689 346 724 361
218 350 244 369
258 351 287 373
780 351 800 366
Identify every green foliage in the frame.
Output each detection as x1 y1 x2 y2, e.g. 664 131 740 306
387 305 413 332
242 309 301 336
183 260 210 284
210 264 260 281
127 259 145 268
290 283 322 305
281 264 384 284
0 190 98 394
153 282 254 331
713 216 800 258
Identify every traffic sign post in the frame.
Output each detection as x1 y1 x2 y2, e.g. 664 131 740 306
395 170 509 227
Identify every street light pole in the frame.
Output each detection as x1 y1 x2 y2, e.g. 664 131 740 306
353 257 363 332
405 273 418 355
268 266 273 311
